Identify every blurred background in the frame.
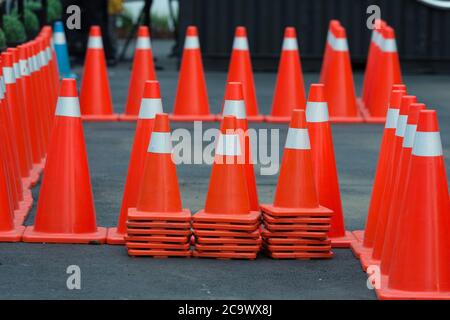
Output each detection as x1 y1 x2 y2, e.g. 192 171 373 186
1 0 450 72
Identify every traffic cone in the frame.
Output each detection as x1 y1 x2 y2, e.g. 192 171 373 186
364 26 402 123
53 21 76 79
266 27 306 123
225 26 263 122
107 80 164 244
319 20 340 84
350 89 407 257
42 25 61 96
121 26 157 121
260 109 333 259
375 110 450 300
125 113 192 257
320 22 363 123
379 103 426 275
23 79 107 244
221 82 259 211
80 26 118 121
170 26 215 121
305 84 353 247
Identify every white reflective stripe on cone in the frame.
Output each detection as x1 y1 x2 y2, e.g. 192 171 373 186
402 124 417 148
88 36 103 49
39 51 48 66
282 38 298 51
382 39 397 53
371 30 380 47
306 102 329 123
19 60 30 76
395 115 408 137
0 77 4 99
138 98 163 119
53 32 66 45
223 100 246 119
148 132 172 154
216 133 242 156
13 63 21 79
285 128 310 150
328 32 348 51
0 76 5 92
55 97 81 117
412 132 443 157
2 67 16 84
233 37 249 50
32 55 41 70
136 37 151 50
385 108 400 129
184 36 200 49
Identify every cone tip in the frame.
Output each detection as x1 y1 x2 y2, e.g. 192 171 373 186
59 79 78 97
220 115 237 132
53 21 64 32
308 84 326 102
186 26 198 36
137 26 150 38
290 109 307 129
284 27 297 38
383 26 395 39
1 52 13 66
400 95 417 115
154 113 170 132
89 25 102 36
235 26 247 37
225 82 244 100
143 80 161 99
407 103 426 125
389 90 406 109
333 24 347 38
417 110 439 132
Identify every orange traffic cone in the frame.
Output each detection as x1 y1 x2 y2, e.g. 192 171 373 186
376 110 450 299
170 26 215 121
379 103 426 275
305 84 353 247
351 88 406 257
320 22 363 123
364 26 402 123
107 80 164 244
319 20 340 84
266 27 306 123
222 82 259 211
80 26 118 121
225 26 263 122
23 79 107 243
126 113 192 257
121 26 157 121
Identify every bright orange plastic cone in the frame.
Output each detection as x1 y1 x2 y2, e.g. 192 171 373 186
225 26 262 122
170 26 215 121
222 82 259 211
80 26 118 121
121 26 157 121
376 110 450 299
305 84 353 247
107 80 164 244
23 79 106 243
320 22 362 123
266 27 306 123
351 88 406 257
320 20 340 84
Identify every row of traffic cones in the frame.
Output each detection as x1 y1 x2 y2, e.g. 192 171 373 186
0 26 59 241
351 85 450 299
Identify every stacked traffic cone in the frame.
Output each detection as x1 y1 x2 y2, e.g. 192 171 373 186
320 21 363 123
23 79 107 243
80 26 118 121
170 26 215 121
125 113 192 257
266 27 306 123
224 26 263 122
53 21 76 79
261 110 333 259
121 26 157 121
192 116 261 259
108 80 164 244
41 25 61 94
375 110 450 299
305 84 353 247
361 25 402 123
221 82 259 211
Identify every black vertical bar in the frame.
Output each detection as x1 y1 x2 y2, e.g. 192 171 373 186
18 0 25 23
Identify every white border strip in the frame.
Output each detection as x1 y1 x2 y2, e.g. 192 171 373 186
412 131 443 156
55 97 81 117
88 36 103 49
285 128 310 150
395 115 408 137
223 100 246 119
233 37 249 50
385 108 400 129
184 36 200 49
148 132 172 154
138 98 163 119
136 37 151 50
282 38 298 51
306 102 329 123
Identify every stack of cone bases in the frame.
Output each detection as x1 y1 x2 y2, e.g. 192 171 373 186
192 116 261 260
305 84 353 247
319 21 363 123
260 110 333 259
265 27 306 123
80 26 118 121
375 110 450 299
120 26 157 121
170 26 215 121
23 79 107 244
108 80 164 244
125 113 192 257
224 26 263 122
351 87 406 257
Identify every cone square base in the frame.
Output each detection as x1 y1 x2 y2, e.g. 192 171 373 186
126 227 192 237
264 115 292 123
260 204 333 217
14 214 26 227
126 241 190 250
0 225 25 242
81 114 120 122
263 213 331 224
169 114 217 122
264 237 331 246
128 208 191 222
263 242 331 252
106 227 126 245
350 236 372 259
196 236 262 245
263 221 331 232
194 243 260 252
360 252 380 271
128 248 192 258
261 227 328 239
329 231 356 248
192 250 257 260
193 210 261 224
118 114 138 121
192 221 260 232
352 230 365 242
127 221 190 229
22 226 107 244
263 249 333 260
193 228 260 239
125 235 190 244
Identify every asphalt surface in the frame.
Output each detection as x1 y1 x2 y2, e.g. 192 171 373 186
0 40 449 299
